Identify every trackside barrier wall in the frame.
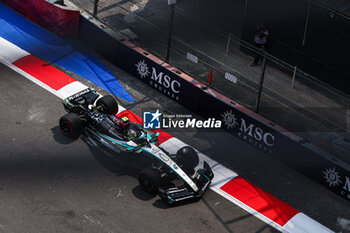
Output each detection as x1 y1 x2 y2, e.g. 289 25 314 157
79 17 119 63
79 15 350 202
80 18 201 112
2 0 80 39
199 90 350 201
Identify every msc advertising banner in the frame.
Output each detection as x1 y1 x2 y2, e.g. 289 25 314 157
199 89 350 201
115 44 202 112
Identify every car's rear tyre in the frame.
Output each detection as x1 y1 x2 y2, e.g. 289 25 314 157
96 95 119 115
139 167 161 193
177 146 199 174
59 113 83 138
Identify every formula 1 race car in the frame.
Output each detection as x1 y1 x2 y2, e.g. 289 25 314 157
58 87 214 204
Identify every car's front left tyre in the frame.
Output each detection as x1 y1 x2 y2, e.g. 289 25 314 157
138 167 161 193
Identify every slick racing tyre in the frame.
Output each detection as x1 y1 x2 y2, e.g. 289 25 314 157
96 95 119 115
59 113 83 138
139 167 161 193
177 146 199 174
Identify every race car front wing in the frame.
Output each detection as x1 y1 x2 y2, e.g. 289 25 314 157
158 161 214 204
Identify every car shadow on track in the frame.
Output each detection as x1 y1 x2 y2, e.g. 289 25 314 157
51 126 79 145
51 126 187 209
85 143 175 207
131 186 157 201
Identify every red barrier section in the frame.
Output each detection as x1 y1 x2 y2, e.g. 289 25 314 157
13 55 76 90
221 177 300 226
2 0 80 39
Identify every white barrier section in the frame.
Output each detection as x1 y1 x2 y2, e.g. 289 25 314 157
282 213 334 233
57 81 88 99
0 37 29 63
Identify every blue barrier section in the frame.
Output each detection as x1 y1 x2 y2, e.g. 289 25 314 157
0 3 133 102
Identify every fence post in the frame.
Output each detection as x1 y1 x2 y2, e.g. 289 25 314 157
291 66 297 88
302 0 311 46
243 0 248 17
166 1 176 62
93 0 99 16
225 32 232 54
208 71 213 85
255 55 267 113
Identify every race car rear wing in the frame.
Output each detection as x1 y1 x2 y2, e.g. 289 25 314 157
63 87 100 107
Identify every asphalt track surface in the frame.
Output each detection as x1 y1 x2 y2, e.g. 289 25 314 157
0 58 349 233
0 61 277 233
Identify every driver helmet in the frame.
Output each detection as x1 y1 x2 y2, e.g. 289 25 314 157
127 128 137 138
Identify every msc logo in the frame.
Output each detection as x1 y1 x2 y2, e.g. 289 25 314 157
143 110 162 129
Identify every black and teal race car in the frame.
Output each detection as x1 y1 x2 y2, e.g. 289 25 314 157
58 87 214 204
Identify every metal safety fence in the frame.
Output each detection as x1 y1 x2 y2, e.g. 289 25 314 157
69 0 349 162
